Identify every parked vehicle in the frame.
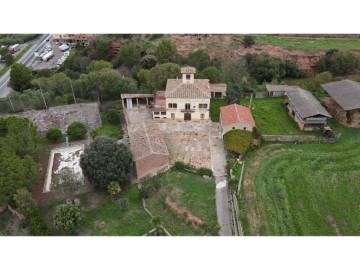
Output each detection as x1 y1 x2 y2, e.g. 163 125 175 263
59 44 69 51
9 44 20 54
42 51 54 61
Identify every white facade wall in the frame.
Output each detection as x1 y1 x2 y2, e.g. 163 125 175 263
166 97 210 120
222 122 254 136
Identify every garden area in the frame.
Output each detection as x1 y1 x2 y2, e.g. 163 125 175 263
210 98 227 122
239 124 360 236
144 169 218 236
39 186 152 236
241 98 320 136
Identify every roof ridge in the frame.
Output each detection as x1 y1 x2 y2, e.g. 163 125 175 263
142 121 154 154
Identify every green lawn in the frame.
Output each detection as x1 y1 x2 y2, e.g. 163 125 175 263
254 35 360 51
242 98 320 136
0 45 32 77
144 170 218 236
239 124 360 236
210 98 227 122
90 110 123 139
40 186 152 236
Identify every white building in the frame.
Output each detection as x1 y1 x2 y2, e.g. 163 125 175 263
153 67 211 121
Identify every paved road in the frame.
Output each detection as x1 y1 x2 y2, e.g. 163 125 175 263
0 34 51 98
209 123 232 236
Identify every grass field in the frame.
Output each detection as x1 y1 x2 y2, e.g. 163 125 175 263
210 99 227 122
254 35 360 51
144 170 218 236
40 186 152 236
0 45 32 77
239 123 360 236
90 111 123 139
241 98 320 136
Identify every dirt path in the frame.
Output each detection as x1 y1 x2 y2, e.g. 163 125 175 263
241 144 284 235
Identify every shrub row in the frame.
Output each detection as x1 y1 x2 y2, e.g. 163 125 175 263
173 161 213 177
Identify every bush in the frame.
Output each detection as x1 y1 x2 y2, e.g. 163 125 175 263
106 109 120 125
173 161 194 171
139 187 150 199
67 121 87 141
243 35 255 48
107 181 121 196
46 128 62 143
117 198 129 211
252 126 262 139
197 167 213 177
224 130 254 155
54 204 85 233
27 212 51 236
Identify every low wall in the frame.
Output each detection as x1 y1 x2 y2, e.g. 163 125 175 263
262 135 316 142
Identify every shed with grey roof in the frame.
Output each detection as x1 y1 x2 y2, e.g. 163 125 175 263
285 88 331 131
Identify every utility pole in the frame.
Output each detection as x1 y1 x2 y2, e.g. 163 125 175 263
68 78 77 104
37 81 48 109
249 93 253 109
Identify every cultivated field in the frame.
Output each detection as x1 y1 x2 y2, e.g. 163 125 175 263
254 35 360 51
239 123 360 236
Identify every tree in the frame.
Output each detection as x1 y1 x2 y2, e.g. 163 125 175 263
95 37 112 61
149 63 180 90
51 167 83 199
226 80 260 104
155 38 177 63
316 50 360 75
14 188 38 217
140 55 158 69
284 61 308 78
221 59 249 85
197 67 221 83
107 181 121 196
0 151 38 204
0 47 13 66
243 35 255 48
187 49 211 71
248 53 286 83
67 121 87 141
46 128 62 143
4 53 13 66
9 63 33 92
86 60 113 73
137 69 153 91
106 109 120 124
54 204 85 233
114 42 141 69
80 137 133 190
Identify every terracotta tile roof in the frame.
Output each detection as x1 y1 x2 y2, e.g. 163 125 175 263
153 91 166 112
321 80 360 110
220 104 256 127
127 121 169 160
165 79 211 99
181 66 196 74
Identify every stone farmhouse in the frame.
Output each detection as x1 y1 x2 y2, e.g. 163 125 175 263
220 104 255 136
322 80 360 127
153 67 226 121
127 121 170 181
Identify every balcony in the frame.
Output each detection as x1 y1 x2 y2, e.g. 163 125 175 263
180 109 195 113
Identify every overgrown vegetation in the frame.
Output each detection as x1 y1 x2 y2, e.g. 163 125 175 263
210 99 227 122
224 130 254 155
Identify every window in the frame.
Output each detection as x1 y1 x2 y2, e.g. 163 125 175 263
161 112 166 115
200 113 205 119
168 103 177 109
185 103 190 110
171 113 175 120
199 104 208 109
154 112 159 115
186 74 191 80
243 127 246 130
232 127 235 130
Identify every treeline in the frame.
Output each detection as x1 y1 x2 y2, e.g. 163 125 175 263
0 34 41 46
